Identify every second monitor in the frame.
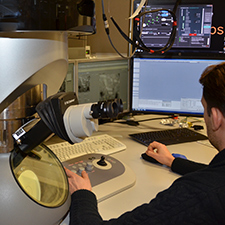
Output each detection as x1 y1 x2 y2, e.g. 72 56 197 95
61 57 130 113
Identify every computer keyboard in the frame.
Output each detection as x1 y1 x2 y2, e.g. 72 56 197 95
47 134 126 162
129 128 208 146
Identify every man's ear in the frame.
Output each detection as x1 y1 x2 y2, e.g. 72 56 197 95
211 107 223 131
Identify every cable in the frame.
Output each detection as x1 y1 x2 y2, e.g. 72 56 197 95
102 0 148 58
101 0 131 59
134 8 178 54
116 115 173 126
101 0 181 56
135 0 181 53
107 34 129 59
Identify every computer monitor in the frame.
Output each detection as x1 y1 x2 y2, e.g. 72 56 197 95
133 0 225 57
131 57 225 116
77 58 130 112
59 62 75 93
60 57 130 113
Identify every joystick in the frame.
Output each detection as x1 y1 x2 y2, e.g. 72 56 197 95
97 156 107 166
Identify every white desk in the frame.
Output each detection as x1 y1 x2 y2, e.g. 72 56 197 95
91 115 217 220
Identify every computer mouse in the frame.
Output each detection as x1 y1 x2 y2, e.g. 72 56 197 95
141 153 161 164
126 120 139 126
141 153 187 165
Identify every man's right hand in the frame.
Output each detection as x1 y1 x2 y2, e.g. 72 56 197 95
146 141 175 167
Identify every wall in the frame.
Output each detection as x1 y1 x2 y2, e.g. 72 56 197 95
68 0 132 55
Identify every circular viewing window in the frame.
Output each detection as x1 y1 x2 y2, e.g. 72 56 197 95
10 144 69 208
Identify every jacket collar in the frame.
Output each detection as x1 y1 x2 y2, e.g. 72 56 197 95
209 149 225 167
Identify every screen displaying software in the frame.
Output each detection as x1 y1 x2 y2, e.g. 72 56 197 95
134 3 213 49
131 57 224 115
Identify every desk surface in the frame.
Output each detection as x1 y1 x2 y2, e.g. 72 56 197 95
91 114 217 220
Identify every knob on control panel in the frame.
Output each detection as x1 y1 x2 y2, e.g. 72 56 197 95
86 162 93 171
78 166 85 175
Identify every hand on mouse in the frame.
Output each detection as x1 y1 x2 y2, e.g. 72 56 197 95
146 141 175 167
64 167 92 194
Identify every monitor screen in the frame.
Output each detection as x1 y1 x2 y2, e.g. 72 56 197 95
133 0 225 56
73 58 130 113
60 58 130 113
131 57 225 116
77 58 129 112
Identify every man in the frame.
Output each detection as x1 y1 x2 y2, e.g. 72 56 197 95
65 62 225 224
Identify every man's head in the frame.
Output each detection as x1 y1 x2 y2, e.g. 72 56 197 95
199 62 225 117
199 62 225 151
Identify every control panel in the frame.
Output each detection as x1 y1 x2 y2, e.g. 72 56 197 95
63 153 136 202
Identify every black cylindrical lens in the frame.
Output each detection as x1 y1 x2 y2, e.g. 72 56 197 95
91 99 123 119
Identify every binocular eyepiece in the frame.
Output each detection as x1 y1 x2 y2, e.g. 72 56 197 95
91 99 123 119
